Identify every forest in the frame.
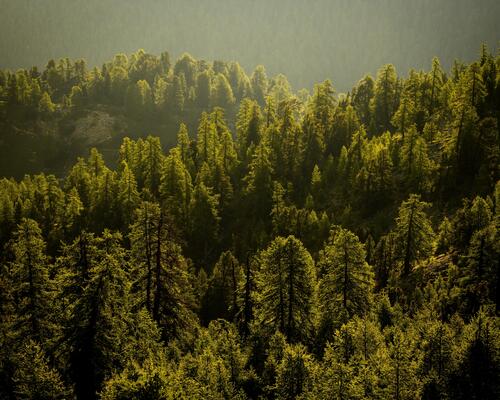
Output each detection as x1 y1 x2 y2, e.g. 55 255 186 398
0 44 499 399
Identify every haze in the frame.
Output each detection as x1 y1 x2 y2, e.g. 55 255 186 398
0 0 499 91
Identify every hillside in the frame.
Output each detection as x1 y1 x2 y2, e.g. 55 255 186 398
0 45 499 399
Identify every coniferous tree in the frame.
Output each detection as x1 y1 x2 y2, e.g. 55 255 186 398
189 181 220 266
255 235 316 342
63 231 131 400
160 148 192 229
129 201 197 341
202 250 243 323
371 64 398 135
395 194 435 276
319 228 374 330
9 218 54 345
12 340 72 400
275 343 315 400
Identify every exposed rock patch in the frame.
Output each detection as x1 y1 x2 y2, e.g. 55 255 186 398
72 111 117 146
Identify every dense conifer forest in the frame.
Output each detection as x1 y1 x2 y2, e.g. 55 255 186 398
0 44 499 399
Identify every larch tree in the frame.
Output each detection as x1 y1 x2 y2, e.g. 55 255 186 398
175 123 194 171
391 93 416 137
141 136 164 198
371 64 398 135
12 340 72 400
236 98 263 162
352 74 375 128
63 231 132 400
274 343 315 400
129 201 197 341
244 141 274 221
399 125 435 193
160 148 193 229
461 224 499 313
387 327 422 400
212 73 235 110
427 57 445 116
395 194 435 276
196 69 212 109
9 218 54 345
255 235 316 342
318 228 374 327
189 180 220 267
250 65 268 106
202 250 243 323
117 161 140 230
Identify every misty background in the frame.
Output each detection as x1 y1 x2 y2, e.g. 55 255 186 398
0 0 499 92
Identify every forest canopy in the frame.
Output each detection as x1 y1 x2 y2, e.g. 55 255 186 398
0 43 499 399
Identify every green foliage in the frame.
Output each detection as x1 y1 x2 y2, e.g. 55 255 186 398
202 251 243 323
38 91 55 113
318 228 374 329
9 219 54 344
274 343 315 400
394 194 435 276
129 201 197 341
0 46 499 400
371 64 398 135
13 340 72 400
255 236 316 342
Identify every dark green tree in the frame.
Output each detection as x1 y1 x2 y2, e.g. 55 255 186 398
255 235 316 342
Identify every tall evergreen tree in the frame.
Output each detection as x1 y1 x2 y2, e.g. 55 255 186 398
395 194 435 276
129 202 197 340
255 235 316 342
319 228 374 327
9 218 53 345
